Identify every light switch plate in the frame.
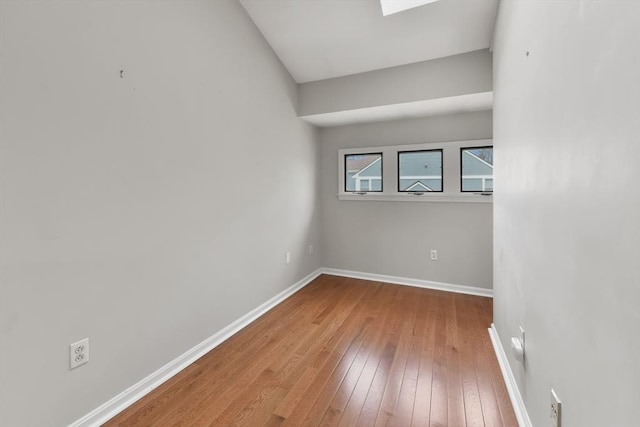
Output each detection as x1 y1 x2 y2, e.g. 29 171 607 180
551 388 561 427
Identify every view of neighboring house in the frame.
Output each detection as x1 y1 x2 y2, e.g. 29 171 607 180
398 150 443 191
461 147 493 192
346 154 383 191
345 148 493 192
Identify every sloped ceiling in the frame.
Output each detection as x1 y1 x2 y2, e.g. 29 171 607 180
239 0 499 83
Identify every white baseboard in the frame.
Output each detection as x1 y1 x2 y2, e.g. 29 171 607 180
69 268 492 426
68 269 323 427
321 267 493 298
488 323 532 427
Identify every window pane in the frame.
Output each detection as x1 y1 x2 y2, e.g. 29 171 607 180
461 147 493 192
398 150 442 192
345 153 382 192
485 178 493 191
370 178 382 191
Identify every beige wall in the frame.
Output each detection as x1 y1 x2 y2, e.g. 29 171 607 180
0 1 320 425
318 111 494 289
493 1 640 426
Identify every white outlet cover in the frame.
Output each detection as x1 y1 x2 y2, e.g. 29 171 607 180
70 338 89 370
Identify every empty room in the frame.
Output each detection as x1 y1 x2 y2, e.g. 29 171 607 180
0 0 638 426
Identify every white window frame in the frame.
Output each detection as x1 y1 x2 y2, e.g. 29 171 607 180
338 139 492 203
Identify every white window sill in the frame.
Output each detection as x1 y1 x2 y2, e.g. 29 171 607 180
337 193 493 203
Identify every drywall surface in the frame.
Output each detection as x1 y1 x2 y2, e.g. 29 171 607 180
318 111 493 289
298 49 492 116
493 1 640 426
0 1 320 425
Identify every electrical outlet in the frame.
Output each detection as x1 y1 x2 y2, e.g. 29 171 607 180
70 338 89 370
551 388 562 427
308 245 314 255
285 252 291 264
430 249 438 261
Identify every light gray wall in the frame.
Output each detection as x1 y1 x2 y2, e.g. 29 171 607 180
298 49 492 116
0 1 320 426
319 111 493 289
493 1 640 426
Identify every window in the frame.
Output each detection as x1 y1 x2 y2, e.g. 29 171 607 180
461 146 493 192
398 149 443 192
345 153 382 192
337 140 492 203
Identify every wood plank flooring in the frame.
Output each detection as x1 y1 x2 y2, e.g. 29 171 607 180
104 275 517 427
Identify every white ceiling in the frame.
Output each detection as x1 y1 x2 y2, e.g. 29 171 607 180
239 0 499 83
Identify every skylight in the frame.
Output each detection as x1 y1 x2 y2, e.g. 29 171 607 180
380 0 440 16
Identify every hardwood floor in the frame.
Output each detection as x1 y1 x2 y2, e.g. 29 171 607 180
104 275 517 426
